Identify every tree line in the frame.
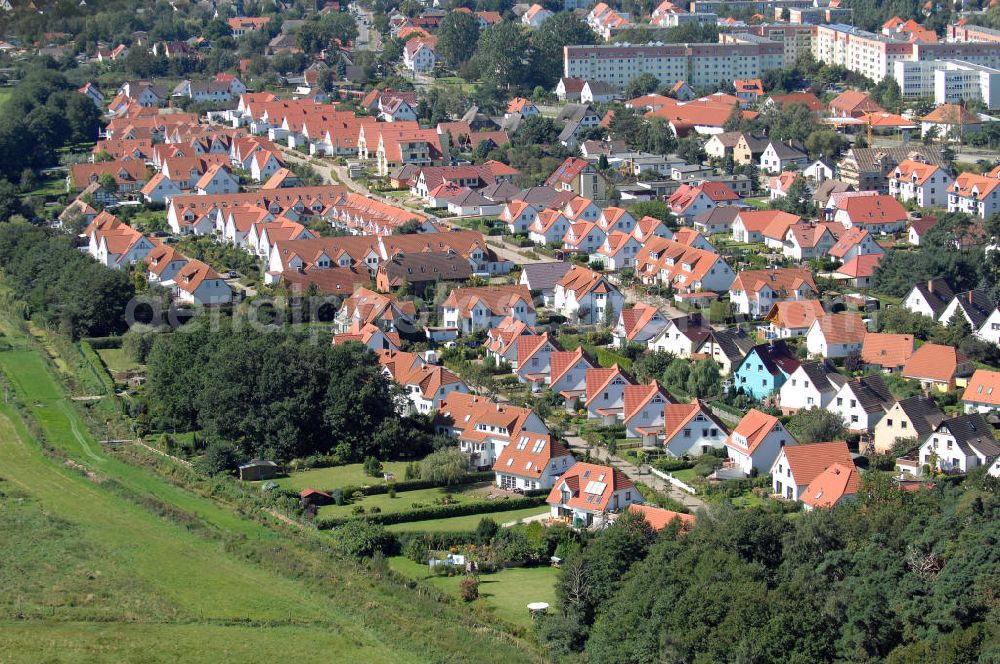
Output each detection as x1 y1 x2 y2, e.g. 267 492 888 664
0 223 135 339
143 321 446 464
539 472 1000 662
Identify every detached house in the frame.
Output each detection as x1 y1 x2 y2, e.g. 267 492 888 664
515 333 561 389
873 396 945 454
668 182 740 219
547 463 641 528
833 194 908 234
829 373 894 433
903 278 955 320
902 343 972 392
860 333 915 372
799 462 861 510
550 348 598 404
485 317 538 369
442 285 536 333
700 328 755 375
779 361 846 413
378 350 468 415
828 226 884 264
805 314 867 359
770 440 855 502
622 381 674 439
918 413 1000 474
963 369 1000 414
646 313 711 357
764 300 827 339
435 393 548 469
725 409 797 476
733 341 801 400
653 397 730 457
553 265 624 325
613 303 668 348
760 140 808 174
729 267 817 317
948 172 1000 218
493 433 574 491
145 244 188 284
584 365 635 422
544 156 608 201
166 259 233 305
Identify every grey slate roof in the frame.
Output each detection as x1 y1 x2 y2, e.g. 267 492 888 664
707 327 755 363
520 262 574 292
909 279 955 319
799 360 846 393
937 413 1000 459
897 396 947 439
843 374 893 413
948 289 995 328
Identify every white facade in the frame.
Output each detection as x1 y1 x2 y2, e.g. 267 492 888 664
894 59 1000 110
663 410 727 457
779 366 838 411
726 422 794 476
829 382 887 432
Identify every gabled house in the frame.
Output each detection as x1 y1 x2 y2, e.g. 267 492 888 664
770 440 855 502
828 226 884 264
544 156 608 201
733 341 801 400
764 300 827 338
732 209 797 244
692 206 740 235
779 222 838 261
493 433 574 491
888 159 952 208
805 314 867 359
553 265 624 325
634 237 736 293
435 392 548 469
485 317 538 369
760 140 808 174
584 365 635 422
948 172 1000 218
550 348 598 403
963 369 1000 414
903 278 955 320
547 463 641 528
833 194 908 233
902 343 972 392
646 313 711 358
779 361 846 413
145 244 188 284
799 462 861 510
861 333 915 372
700 328 755 375
918 413 1000 474
622 381 674 439
442 285 536 333
729 267 817 317
166 259 233 305
937 289 997 340
332 322 402 353
668 182 740 219
592 231 642 270
829 373 894 433
873 396 945 454
515 333 561 389
725 408 797 476
378 350 468 415
613 303 668 348
519 261 574 307
660 399 729 456
499 200 538 234
528 209 572 246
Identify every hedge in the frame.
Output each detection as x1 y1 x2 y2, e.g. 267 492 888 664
83 336 123 350
316 495 547 529
395 530 480 550
78 341 118 397
340 471 494 497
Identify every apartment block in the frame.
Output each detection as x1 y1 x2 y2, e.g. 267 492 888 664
723 25 816 64
894 59 1000 109
563 41 783 89
813 24 913 83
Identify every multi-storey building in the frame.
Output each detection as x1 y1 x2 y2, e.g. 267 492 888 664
563 41 783 89
813 24 913 83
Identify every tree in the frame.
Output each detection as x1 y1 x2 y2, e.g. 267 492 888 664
686 360 722 398
330 520 394 558
98 172 118 194
786 406 848 443
623 72 660 99
473 22 531 88
198 440 240 475
436 10 480 69
419 448 468 485
530 13 597 90
602 301 616 328
394 219 423 234
663 358 690 391
363 456 384 477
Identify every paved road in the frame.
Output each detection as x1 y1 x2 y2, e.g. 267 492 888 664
563 434 707 512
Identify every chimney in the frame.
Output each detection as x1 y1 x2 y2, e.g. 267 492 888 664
968 291 974 304
927 279 934 293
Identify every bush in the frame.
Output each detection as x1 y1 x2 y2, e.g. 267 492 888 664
363 455 384 478
198 440 240 476
404 537 429 564
316 496 547 529
459 577 479 602
330 520 396 558
475 516 500 544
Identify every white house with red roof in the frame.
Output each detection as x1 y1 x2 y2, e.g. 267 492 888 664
434 393 549 469
800 463 860 510
485 316 538 368
553 265 624 324
770 440 854 501
833 194 908 233
165 259 233 305
145 244 188 284
442 285 536 333
378 350 469 415
948 172 1000 218
592 231 642 270
632 215 672 243
888 159 952 208
549 348 598 404
500 200 539 234
781 223 838 260
544 157 608 201
668 182 740 219
403 38 436 74
828 226 884 264
729 267 817 317
547 462 641 528
634 237 735 293
195 164 240 195
516 333 561 389
332 321 401 353
613 303 668 348
806 314 868 358
661 399 729 456
494 432 574 491
725 408 798 476
140 173 183 204
768 171 799 200
250 150 283 182
86 214 158 269
585 365 635 422
622 381 674 439
561 221 607 254
522 3 554 28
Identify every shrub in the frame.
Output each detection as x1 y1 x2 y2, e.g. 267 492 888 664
363 455 384 477
459 577 479 602
475 517 499 544
404 537 428 564
197 440 240 476
330 520 396 558
352 505 365 515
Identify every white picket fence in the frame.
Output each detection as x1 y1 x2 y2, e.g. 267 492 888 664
649 467 698 495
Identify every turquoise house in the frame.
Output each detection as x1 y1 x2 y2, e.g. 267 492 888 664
733 341 801 401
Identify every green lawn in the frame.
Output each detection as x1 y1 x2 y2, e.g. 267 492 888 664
670 468 699 484
743 197 771 209
275 461 414 492
385 506 550 533
388 557 558 629
317 482 494 519
96 348 140 374
0 326 537 662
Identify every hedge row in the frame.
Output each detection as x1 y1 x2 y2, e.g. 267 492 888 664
78 341 118 397
340 471 494 497
83 336 123 350
316 495 547 529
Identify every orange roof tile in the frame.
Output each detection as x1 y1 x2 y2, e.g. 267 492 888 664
903 343 968 382
861 333 914 369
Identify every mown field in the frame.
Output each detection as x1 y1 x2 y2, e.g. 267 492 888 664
0 319 539 663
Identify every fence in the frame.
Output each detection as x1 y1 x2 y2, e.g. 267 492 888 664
649 467 698 495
